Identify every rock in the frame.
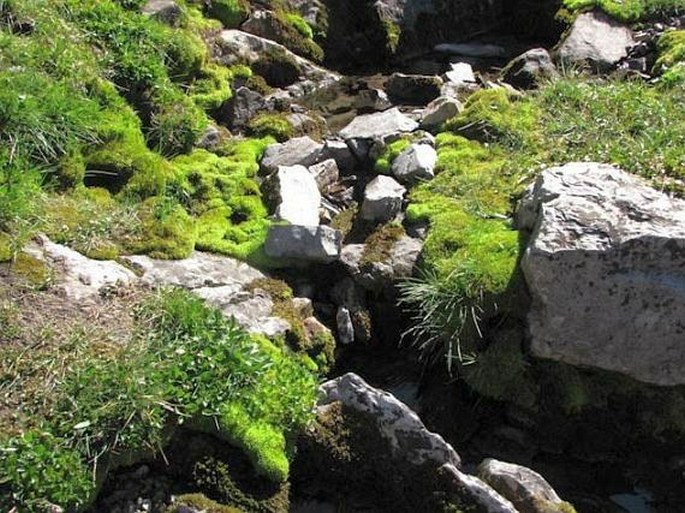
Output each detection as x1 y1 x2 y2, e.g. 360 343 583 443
260 136 324 174
319 373 462 468
320 139 357 173
360 175 406 223
420 96 462 129
355 88 393 112
263 165 321 225
501 48 558 89
24 236 136 300
308 159 340 191
264 225 342 263
478 459 568 513
391 143 437 184
336 306 355 345
386 73 443 105
195 125 224 150
120 252 291 337
222 86 267 130
557 10 635 73
439 464 520 513
338 107 419 142
141 0 182 26
435 42 507 58
443 61 477 85
390 236 423 277
287 111 327 139
520 162 685 386
214 30 339 95
123 251 263 290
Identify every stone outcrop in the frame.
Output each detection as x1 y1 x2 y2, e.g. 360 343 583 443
24 236 136 300
557 10 635 72
386 73 443 105
520 162 685 386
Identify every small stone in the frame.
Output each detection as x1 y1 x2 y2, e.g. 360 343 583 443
360 175 406 223
420 96 462 129
263 165 321 225
309 159 340 191
391 143 437 184
501 48 558 89
336 307 355 345
265 225 342 263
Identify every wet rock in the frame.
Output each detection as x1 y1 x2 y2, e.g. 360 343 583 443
360 175 406 223
263 165 321 225
319 373 462 468
520 162 685 386
142 0 182 26
557 10 634 73
478 459 569 513
391 143 437 184
261 136 324 173
435 42 507 58
338 107 419 142
265 225 342 263
24 236 136 300
501 48 558 89
420 96 462 129
308 158 340 191
336 306 355 345
386 73 443 105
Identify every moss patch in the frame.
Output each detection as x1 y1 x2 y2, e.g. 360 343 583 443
374 137 412 174
655 30 685 85
359 223 405 266
562 0 684 22
247 113 294 142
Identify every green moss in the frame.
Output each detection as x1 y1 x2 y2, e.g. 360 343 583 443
374 138 411 174
359 223 405 266
207 0 250 28
190 62 234 112
245 74 275 95
0 232 11 262
125 196 198 259
382 19 401 53
252 48 302 88
562 0 684 22
11 253 52 289
331 206 358 240
284 12 314 39
444 88 539 149
247 113 294 142
655 30 685 85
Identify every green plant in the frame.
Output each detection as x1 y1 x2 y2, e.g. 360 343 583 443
374 138 411 174
562 0 684 22
247 113 294 142
206 0 250 28
284 12 313 39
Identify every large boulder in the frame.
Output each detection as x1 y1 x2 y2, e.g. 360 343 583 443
263 165 321 225
359 175 406 222
501 48 558 89
264 225 342 263
391 143 437 184
557 10 634 73
338 107 419 142
261 136 324 174
520 162 685 386
478 459 570 513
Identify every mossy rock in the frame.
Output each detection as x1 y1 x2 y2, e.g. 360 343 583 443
166 493 244 513
0 232 11 262
251 49 301 88
10 253 52 289
207 0 250 28
374 137 412 174
247 113 294 142
359 223 405 266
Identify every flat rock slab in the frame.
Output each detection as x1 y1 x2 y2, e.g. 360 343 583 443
265 225 342 263
557 10 634 72
338 107 418 141
521 162 685 386
261 136 324 174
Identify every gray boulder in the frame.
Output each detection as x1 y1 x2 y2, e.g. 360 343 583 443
261 136 324 173
478 459 569 513
557 10 634 73
320 139 357 173
391 143 437 184
420 96 462 129
439 464 520 513
520 162 685 386
339 107 419 142
360 175 406 222
263 165 321 225
319 373 462 468
355 88 393 112
386 73 443 105
142 0 182 26
501 48 558 89
222 86 268 130
336 307 355 345
265 225 342 263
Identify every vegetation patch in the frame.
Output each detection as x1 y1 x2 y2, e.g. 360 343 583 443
0 287 318 511
655 30 685 85
374 137 412 174
359 223 405 266
561 0 685 22
248 113 294 142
